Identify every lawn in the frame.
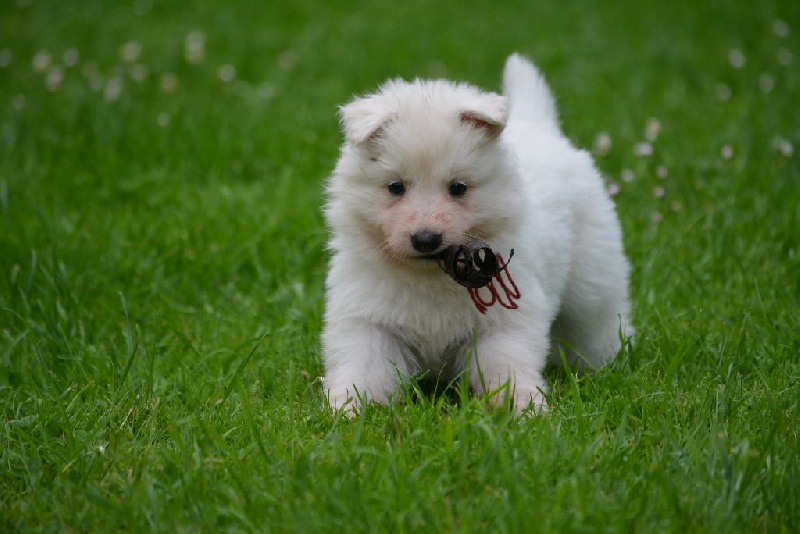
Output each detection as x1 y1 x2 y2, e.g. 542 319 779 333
1 0 798 531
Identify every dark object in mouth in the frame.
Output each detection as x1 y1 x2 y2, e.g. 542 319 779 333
437 239 521 314
437 239 513 288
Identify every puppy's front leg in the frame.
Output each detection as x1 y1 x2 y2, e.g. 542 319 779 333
469 326 550 413
322 320 408 413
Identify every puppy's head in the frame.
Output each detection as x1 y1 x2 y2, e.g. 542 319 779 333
327 79 517 267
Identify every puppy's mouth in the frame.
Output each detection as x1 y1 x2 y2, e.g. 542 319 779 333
413 246 452 262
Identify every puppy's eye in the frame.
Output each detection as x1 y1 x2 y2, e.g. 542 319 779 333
387 180 406 196
449 181 468 197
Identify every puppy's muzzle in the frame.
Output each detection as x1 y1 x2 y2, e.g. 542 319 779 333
410 231 443 254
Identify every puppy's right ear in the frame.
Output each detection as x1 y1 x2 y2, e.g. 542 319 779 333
339 96 396 145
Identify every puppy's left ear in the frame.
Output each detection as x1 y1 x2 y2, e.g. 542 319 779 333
339 96 397 145
460 93 508 138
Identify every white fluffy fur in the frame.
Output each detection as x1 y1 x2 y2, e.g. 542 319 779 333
322 54 633 413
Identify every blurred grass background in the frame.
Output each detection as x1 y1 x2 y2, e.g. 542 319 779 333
1 0 798 531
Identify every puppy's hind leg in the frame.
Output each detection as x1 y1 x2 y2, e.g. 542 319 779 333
550 185 634 371
549 266 633 371
549 308 629 372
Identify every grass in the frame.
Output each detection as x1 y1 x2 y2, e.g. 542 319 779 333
1 0 798 531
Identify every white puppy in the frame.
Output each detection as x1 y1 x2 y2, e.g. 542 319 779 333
322 54 633 413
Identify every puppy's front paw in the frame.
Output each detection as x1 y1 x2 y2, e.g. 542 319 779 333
514 388 549 416
325 382 395 417
485 384 549 415
326 388 360 417
322 319 406 416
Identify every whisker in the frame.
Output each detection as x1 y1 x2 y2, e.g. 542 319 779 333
465 229 487 242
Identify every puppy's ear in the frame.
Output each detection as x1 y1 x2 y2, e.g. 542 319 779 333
339 96 397 145
460 93 508 138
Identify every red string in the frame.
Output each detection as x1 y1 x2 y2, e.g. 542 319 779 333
467 254 521 314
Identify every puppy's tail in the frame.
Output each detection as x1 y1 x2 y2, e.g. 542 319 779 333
503 53 559 131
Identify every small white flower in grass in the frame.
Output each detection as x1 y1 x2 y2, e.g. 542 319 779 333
621 168 635 183
651 211 662 223
656 166 668 179
645 118 661 141
160 72 178 93
11 94 25 110
777 48 792 66
120 40 142 63
653 186 665 198
89 73 105 92
32 50 52 72
63 48 79 67
82 61 98 78
772 136 793 157
0 49 12 68
773 19 790 38
218 63 236 82
594 131 612 155
104 76 123 102
607 182 620 196
45 66 64 91
98 444 106 455
634 142 653 157
720 144 734 160
716 84 732 101
156 112 170 127
133 0 152 16
184 30 206 64
130 63 149 83
278 49 299 70
759 73 775 93
728 49 746 69
256 81 277 101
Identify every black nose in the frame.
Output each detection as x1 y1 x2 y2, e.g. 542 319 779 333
410 231 443 253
